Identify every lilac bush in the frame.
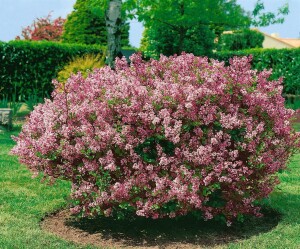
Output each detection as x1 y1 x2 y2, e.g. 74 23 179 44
11 53 299 223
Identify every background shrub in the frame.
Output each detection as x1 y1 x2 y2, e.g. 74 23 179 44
12 54 300 223
16 12 65 42
214 48 300 95
217 29 264 51
57 53 106 83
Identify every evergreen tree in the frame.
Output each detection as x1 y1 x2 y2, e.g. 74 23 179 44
62 0 129 46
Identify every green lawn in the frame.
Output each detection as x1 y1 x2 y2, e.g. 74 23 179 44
0 127 82 249
228 153 300 249
0 124 299 249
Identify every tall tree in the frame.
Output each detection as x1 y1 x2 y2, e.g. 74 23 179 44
138 0 289 58
89 0 289 65
137 0 251 57
62 0 129 47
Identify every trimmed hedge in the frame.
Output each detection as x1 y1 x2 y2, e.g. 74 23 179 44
0 40 104 99
213 48 300 95
1 42 299 99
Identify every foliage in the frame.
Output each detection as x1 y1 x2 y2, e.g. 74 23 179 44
0 82 23 118
217 29 264 51
24 90 44 111
285 96 300 110
0 40 105 100
214 48 300 95
138 0 250 57
57 54 105 83
9 95 23 118
0 96 9 108
251 0 289 27
62 0 129 47
16 12 65 41
12 53 300 223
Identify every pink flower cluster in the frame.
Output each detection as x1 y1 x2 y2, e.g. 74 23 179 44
11 53 300 223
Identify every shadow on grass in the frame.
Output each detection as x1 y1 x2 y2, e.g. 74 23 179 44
65 207 281 248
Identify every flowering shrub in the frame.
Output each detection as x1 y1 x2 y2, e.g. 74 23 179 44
11 53 299 223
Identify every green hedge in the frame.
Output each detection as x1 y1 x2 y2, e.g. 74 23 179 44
1 42 299 99
213 48 300 95
0 40 104 99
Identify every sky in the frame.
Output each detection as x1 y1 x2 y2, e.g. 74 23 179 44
0 0 299 48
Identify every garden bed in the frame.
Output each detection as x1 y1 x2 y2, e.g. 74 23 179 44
41 208 281 249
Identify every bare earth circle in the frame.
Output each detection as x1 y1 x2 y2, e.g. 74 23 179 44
41 208 281 249
292 110 300 123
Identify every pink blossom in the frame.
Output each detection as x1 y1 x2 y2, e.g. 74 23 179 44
11 53 300 223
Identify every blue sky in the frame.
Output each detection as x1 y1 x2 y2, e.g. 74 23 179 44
0 0 299 47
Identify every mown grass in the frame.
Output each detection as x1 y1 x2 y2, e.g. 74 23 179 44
227 152 300 249
0 124 299 249
0 126 86 249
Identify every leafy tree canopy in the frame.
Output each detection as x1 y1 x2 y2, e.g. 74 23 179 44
134 0 251 31
137 0 251 57
251 0 289 27
85 0 289 61
136 0 289 57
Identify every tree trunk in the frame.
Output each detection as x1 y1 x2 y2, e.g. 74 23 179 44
106 0 122 68
177 2 186 54
178 27 186 54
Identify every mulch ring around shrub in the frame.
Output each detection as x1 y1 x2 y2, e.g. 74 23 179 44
41 208 281 249
292 110 300 123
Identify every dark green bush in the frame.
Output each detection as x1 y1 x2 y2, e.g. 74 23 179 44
214 48 300 95
0 40 104 99
217 29 264 51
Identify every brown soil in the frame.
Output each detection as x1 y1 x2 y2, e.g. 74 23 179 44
292 110 300 123
41 208 281 249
